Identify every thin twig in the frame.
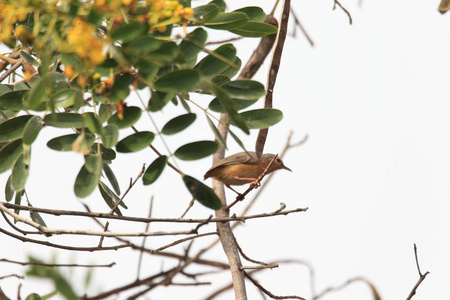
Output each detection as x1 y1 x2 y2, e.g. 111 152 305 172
241 264 278 270
406 244 430 300
0 58 23 82
313 277 380 300
0 274 24 280
255 0 291 158
0 258 115 268
137 196 154 279
0 228 129 252
245 272 306 300
290 7 314 46
2 202 307 224
333 0 353 24
152 232 217 253
179 197 195 219
108 164 146 215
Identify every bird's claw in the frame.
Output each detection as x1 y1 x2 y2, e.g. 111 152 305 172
250 181 260 189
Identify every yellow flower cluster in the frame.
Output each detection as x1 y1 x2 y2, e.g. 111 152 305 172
0 4 28 41
66 18 106 66
146 0 193 32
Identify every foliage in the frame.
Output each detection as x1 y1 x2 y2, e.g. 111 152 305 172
0 0 282 214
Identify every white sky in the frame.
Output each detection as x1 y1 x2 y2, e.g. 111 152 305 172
1 0 450 299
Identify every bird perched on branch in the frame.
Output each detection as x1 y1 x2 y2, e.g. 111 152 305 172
204 151 291 195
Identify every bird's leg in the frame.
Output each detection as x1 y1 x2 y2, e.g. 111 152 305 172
225 184 242 196
225 185 245 201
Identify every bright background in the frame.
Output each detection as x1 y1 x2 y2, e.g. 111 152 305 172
1 0 450 299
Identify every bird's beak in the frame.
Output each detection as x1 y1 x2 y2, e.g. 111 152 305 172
282 164 292 172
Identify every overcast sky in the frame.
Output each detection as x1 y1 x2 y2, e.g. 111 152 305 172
1 0 450 299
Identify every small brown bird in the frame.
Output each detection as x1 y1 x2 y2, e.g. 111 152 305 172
203 151 291 194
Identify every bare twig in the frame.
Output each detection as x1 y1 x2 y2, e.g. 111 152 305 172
0 227 129 252
2 202 307 224
179 197 195 219
241 264 278 270
255 0 291 158
333 0 353 24
0 58 23 82
137 197 153 279
313 277 380 300
152 232 217 253
0 258 115 268
0 274 24 280
245 272 306 300
108 164 146 215
406 244 430 300
0 202 197 237
290 7 314 46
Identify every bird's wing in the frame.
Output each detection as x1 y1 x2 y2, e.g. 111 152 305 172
209 151 257 169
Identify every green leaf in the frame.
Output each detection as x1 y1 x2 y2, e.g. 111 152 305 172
230 21 278 37
234 6 266 22
98 181 122 215
23 72 68 111
101 125 119 148
47 134 95 151
111 22 148 42
74 163 101 198
209 97 257 112
179 28 208 67
221 80 266 100
0 90 27 111
23 116 43 145
143 155 167 185
84 112 102 134
84 154 102 174
154 69 200 92
195 44 237 78
161 113 196 135
103 163 121 195
116 131 155 153
205 12 249 30
205 81 249 134
126 36 163 54
148 91 175 112
0 115 33 143
136 61 158 83
147 42 179 64
14 190 23 215
206 115 227 149
192 4 220 23
108 106 142 129
29 204 47 227
182 175 221 210
50 89 83 109
230 108 283 129
0 139 23 173
44 113 83 128
228 128 247 151
12 154 29 191
220 56 242 79
61 53 83 71
174 140 218 160
110 73 133 103
209 0 225 11
5 174 14 202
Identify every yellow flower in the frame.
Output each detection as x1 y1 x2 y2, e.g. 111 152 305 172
66 18 106 66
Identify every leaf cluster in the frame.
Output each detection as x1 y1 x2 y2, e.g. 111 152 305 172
0 0 282 211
